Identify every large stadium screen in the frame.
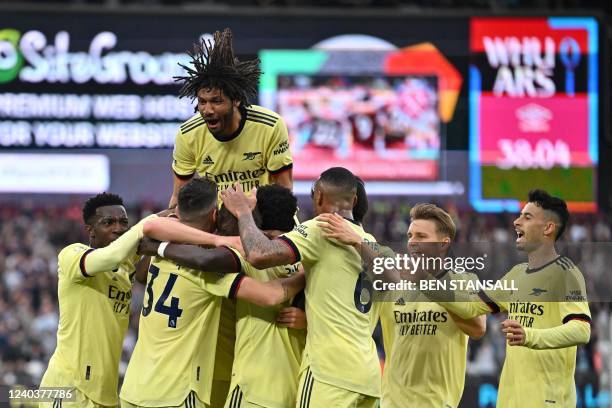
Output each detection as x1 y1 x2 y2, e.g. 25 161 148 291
260 47 463 182
469 17 599 212
276 72 439 181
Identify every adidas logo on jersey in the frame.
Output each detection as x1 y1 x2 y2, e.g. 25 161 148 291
395 297 405 306
202 155 214 165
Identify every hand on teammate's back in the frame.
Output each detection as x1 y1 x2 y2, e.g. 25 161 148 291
276 307 307 330
317 213 361 246
137 236 161 256
220 183 253 217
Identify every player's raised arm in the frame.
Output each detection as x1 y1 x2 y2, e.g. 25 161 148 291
221 183 295 269
82 217 148 276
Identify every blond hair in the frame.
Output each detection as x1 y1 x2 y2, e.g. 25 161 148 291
410 203 456 241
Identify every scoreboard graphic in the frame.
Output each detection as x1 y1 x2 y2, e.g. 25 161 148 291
469 17 599 212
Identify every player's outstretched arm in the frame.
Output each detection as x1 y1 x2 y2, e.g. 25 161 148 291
137 237 241 274
448 312 486 340
236 270 306 308
83 220 146 276
221 183 295 269
502 319 590 349
143 216 242 252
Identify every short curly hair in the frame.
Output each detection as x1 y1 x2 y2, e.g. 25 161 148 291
175 28 261 107
256 185 297 232
82 193 124 225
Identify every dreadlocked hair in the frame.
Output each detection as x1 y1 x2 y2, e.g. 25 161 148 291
175 28 261 107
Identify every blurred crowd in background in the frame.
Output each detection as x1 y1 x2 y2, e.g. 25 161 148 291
0 199 610 395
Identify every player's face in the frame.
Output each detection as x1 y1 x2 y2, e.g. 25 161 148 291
407 219 449 258
513 202 549 252
197 88 240 137
87 205 129 248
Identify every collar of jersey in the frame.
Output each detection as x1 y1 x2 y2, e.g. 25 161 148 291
525 255 562 274
212 105 247 142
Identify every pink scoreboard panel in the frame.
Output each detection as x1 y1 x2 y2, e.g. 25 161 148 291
469 17 599 212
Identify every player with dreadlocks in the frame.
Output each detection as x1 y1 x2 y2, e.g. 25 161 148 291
169 28 293 208
169 28 293 408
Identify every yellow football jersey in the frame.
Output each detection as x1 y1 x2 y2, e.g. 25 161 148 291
212 298 237 383
39 242 137 406
172 105 293 193
380 272 478 408
120 257 243 407
280 218 381 398
228 250 306 408
483 256 591 408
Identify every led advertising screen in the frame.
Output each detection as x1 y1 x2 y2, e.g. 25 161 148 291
469 17 599 212
260 46 462 181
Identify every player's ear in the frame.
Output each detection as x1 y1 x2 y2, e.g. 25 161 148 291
315 189 323 206
233 99 241 109
84 223 94 240
543 221 557 239
438 236 451 252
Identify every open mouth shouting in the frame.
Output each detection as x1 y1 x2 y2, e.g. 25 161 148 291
515 228 525 243
204 117 221 132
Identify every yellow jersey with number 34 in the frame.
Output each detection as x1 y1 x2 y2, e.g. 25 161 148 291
120 255 244 407
279 218 381 398
172 105 293 193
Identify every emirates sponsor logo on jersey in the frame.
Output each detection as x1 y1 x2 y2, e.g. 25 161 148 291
508 301 545 328
204 168 265 184
394 309 448 336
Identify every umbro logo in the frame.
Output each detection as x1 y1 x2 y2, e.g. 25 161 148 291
242 152 261 161
395 297 405 306
529 288 548 296
202 155 214 165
